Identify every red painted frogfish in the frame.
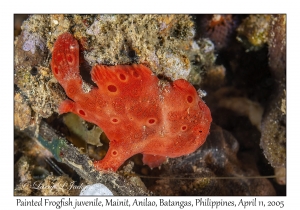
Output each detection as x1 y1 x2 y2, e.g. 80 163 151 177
51 32 212 171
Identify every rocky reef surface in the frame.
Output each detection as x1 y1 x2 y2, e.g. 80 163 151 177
14 14 286 195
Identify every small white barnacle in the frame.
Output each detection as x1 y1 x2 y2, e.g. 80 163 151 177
197 89 207 98
80 183 113 196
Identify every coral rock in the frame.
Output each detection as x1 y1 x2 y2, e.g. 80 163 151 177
260 15 286 168
151 124 276 196
14 93 32 130
236 15 271 51
199 15 236 51
51 32 212 171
